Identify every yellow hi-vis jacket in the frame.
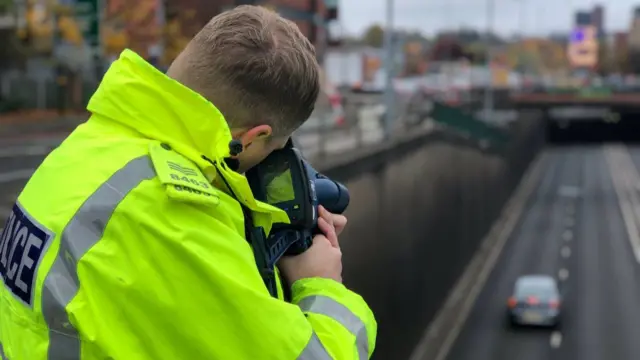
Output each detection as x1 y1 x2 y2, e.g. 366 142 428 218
0 49 377 360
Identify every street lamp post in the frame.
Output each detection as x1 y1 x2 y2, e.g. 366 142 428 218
483 0 495 116
383 0 395 140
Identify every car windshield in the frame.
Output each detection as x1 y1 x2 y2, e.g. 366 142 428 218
515 278 557 298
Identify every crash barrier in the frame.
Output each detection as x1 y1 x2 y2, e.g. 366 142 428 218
315 110 546 359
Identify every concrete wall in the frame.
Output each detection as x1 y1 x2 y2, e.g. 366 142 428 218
317 112 546 359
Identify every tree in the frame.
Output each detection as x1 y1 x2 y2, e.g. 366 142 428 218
613 41 630 74
162 7 197 66
362 24 384 48
0 0 29 70
429 36 467 61
54 4 83 46
596 39 614 75
465 42 487 64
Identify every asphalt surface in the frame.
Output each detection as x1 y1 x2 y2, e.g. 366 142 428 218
446 145 640 360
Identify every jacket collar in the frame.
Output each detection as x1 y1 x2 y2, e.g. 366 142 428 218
86 49 286 218
87 49 232 164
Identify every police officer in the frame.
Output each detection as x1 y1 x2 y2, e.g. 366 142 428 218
0 5 376 360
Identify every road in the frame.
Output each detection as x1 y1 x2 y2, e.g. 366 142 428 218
446 145 640 360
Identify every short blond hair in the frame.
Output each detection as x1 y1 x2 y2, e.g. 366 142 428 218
168 5 320 136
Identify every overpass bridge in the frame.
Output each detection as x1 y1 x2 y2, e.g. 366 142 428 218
2 89 640 360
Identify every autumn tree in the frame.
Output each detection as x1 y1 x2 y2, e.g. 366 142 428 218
430 36 466 61
362 24 384 48
53 4 83 46
465 42 487 64
0 0 28 70
613 41 630 74
162 8 196 66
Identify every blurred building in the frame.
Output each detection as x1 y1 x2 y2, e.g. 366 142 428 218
568 26 599 69
570 4 607 71
614 32 629 72
592 5 604 38
628 7 640 51
574 4 605 38
575 11 592 27
627 7 640 73
614 32 628 54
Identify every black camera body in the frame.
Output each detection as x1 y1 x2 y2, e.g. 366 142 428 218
246 139 349 267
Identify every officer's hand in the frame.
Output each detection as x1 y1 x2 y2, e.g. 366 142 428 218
319 205 347 238
279 233 343 284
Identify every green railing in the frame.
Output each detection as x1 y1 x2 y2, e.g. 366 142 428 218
430 101 510 149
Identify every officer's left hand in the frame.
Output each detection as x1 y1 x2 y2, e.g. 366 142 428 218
319 206 347 238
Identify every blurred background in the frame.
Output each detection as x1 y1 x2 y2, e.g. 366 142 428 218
6 1 640 360
1 0 634 133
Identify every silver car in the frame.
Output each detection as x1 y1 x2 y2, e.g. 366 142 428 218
507 275 562 328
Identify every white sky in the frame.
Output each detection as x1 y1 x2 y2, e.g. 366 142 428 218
339 0 635 37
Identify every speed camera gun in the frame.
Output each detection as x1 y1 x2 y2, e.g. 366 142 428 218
246 138 349 295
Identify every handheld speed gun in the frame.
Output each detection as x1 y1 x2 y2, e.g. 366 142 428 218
246 138 350 267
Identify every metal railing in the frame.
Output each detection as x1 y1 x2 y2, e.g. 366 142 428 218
0 71 98 113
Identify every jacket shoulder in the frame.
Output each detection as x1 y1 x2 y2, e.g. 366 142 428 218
147 141 220 207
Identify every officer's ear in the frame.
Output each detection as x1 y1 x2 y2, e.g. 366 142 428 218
233 125 273 151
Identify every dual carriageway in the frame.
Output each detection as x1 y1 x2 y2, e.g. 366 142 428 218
2 90 640 359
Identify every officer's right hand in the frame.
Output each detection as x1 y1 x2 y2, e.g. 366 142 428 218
279 218 343 284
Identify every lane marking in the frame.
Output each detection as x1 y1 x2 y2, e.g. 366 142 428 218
562 230 573 241
550 331 563 348
561 246 571 258
0 169 35 184
604 145 640 263
558 185 581 198
409 153 551 360
558 268 569 281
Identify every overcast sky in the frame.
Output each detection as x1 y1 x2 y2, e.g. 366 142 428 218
339 0 637 37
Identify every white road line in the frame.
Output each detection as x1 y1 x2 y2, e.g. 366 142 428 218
558 185 581 198
0 169 35 184
604 145 640 263
550 331 563 348
558 268 569 281
562 230 573 241
561 246 572 258
409 153 550 360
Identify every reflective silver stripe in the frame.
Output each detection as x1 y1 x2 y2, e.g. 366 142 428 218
41 156 156 359
297 332 331 359
298 295 369 360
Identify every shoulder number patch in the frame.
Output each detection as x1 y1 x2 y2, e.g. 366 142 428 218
0 203 53 307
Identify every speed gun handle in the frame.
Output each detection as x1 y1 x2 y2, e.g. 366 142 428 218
283 230 313 256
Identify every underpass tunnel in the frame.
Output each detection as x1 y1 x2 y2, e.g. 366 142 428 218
546 109 640 144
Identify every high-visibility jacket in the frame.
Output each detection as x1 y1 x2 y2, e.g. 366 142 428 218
0 49 377 360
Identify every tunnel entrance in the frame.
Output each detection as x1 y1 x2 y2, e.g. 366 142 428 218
547 111 640 144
